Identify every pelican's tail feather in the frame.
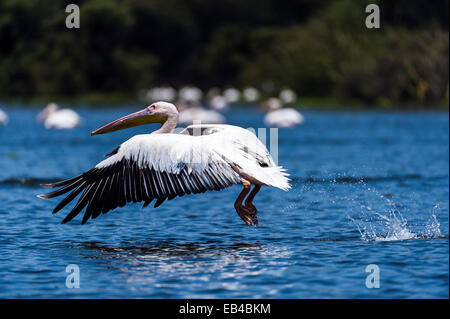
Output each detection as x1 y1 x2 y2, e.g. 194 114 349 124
259 166 291 191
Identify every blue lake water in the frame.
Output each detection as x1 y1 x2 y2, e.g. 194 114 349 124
0 104 448 298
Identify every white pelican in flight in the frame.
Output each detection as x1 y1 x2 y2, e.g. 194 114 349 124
38 102 290 226
264 98 304 128
37 103 82 129
0 109 8 125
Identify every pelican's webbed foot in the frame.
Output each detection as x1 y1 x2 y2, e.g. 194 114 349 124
242 205 258 226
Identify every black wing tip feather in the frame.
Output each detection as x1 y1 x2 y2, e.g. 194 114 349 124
40 159 238 225
39 174 84 189
142 199 153 208
105 146 120 157
154 198 165 208
60 217 71 224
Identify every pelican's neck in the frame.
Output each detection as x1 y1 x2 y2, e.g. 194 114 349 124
152 113 178 134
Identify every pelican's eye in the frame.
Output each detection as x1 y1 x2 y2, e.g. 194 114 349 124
148 104 156 112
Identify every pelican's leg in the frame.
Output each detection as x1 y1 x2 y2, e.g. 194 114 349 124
234 180 253 226
244 185 261 225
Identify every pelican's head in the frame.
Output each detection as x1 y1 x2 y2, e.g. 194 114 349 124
37 103 59 122
91 101 178 135
266 97 282 111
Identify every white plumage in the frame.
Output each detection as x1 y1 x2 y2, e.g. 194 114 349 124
223 88 240 103
264 108 305 128
209 95 229 111
44 109 81 129
178 107 225 125
0 109 8 125
96 124 290 191
243 87 260 102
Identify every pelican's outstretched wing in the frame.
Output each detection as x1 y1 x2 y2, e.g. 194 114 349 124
38 134 242 224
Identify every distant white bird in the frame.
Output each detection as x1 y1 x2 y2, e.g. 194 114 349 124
178 106 226 125
223 88 240 103
0 109 9 125
178 86 203 103
209 95 229 111
243 87 260 102
146 87 177 102
279 88 297 104
39 101 290 226
37 103 81 130
263 98 304 128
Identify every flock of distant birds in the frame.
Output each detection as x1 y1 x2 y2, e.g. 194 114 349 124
149 86 305 128
0 86 304 129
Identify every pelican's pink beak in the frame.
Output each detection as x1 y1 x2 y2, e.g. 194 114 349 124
91 108 165 135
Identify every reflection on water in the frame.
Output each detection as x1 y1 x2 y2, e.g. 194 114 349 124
73 239 295 298
78 240 263 258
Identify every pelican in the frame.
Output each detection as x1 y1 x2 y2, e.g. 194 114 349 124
38 102 290 226
37 103 82 129
243 87 260 102
0 109 8 125
177 87 225 124
223 88 240 103
178 106 226 125
264 98 304 128
178 86 203 102
146 87 177 102
279 88 297 104
177 100 226 125
208 95 229 112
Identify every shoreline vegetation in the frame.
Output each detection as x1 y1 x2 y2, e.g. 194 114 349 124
0 0 448 109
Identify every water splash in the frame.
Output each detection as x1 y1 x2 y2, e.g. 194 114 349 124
372 210 416 241
281 172 445 242
424 205 442 238
349 190 444 242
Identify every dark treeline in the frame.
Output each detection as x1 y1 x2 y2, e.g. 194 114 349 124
0 0 448 106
